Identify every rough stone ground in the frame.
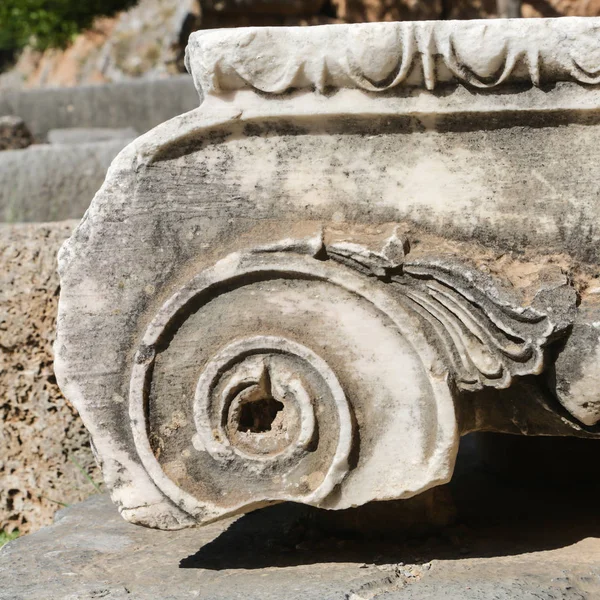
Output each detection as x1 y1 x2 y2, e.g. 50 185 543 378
0 221 100 535
1 435 599 599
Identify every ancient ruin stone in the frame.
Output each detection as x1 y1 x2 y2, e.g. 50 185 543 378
55 18 600 531
0 116 33 151
0 138 135 222
0 77 198 141
47 127 138 145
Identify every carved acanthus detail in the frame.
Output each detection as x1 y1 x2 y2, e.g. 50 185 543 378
258 231 573 393
394 262 560 392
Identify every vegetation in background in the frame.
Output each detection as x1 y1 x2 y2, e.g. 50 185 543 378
40 456 104 509
0 530 19 549
0 0 139 58
69 456 103 495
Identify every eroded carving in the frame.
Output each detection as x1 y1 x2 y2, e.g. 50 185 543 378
394 262 571 392
128 240 462 523
261 232 574 391
123 232 575 525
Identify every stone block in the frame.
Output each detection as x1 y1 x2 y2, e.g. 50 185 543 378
47 127 138 145
0 138 133 222
0 75 198 141
55 18 600 532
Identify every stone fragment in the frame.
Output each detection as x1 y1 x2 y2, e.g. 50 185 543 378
55 18 600 531
0 116 33 151
552 300 600 426
47 127 138 145
0 138 134 222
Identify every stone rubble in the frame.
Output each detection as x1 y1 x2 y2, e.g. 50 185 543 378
0 116 32 151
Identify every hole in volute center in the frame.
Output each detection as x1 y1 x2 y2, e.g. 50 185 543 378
238 397 284 433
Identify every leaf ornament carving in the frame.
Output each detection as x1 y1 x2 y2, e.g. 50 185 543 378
393 261 557 391
258 232 572 393
333 249 570 392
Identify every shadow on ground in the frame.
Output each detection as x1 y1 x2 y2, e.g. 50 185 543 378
181 433 600 570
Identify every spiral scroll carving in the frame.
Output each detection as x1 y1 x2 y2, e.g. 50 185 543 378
193 336 352 498
128 231 573 523
129 240 461 522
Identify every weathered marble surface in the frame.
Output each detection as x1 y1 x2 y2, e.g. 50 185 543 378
55 18 600 531
186 18 600 93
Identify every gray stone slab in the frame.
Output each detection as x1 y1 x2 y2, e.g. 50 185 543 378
2 437 600 600
47 127 138 145
0 139 132 222
0 75 199 140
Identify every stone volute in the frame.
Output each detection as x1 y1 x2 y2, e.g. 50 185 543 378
55 18 600 530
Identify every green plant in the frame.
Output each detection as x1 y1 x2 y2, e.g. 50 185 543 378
69 456 103 494
0 530 19 549
0 0 139 54
36 457 102 513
